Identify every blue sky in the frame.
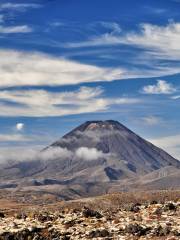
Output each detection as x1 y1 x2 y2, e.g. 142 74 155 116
0 0 180 159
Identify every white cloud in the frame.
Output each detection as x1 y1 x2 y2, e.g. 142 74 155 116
149 135 180 160
0 49 179 89
63 22 180 78
0 145 107 164
124 22 180 59
0 25 32 34
16 123 24 131
0 49 125 88
66 22 180 61
142 116 161 126
142 80 176 94
0 146 72 163
41 147 72 161
0 87 140 117
0 3 41 11
75 147 104 160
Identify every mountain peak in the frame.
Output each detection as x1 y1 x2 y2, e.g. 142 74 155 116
83 120 122 131
64 120 128 136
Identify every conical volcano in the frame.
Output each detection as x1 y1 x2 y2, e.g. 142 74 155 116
48 120 179 176
0 120 179 198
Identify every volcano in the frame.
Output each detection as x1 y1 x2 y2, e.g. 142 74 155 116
0 120 180 199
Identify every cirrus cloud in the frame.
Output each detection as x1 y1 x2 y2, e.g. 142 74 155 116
66 22 180 60
0 86 140 117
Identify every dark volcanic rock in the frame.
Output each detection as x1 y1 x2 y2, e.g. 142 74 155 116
0 212 5 218
89 229 110 238
125 223 151 236
82 208 103 218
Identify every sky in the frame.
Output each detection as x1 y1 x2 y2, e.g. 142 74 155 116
0 0 180 160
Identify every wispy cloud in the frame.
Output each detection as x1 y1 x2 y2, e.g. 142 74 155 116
171 95 180 99
143 6 167 15
0 134 30 142
123 22 180 60
99 21 121 33
142 116 162 126
66 22 180 60
142 80 176 94
0 87 140 117
0 49 125 88
0 25 32 34
0 3 42 11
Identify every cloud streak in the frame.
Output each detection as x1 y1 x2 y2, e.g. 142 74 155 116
142 116 162 126
0 49 125 88
0 3 42 11
0 134 30 142
0 86 140 117
0 49 179 89
65 22 180 61
0 25 32 34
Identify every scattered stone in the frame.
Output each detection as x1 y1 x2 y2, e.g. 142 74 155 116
89 229 110 238
37 213 54 222
164 202 177 211
150 200 158 205
15 212 27 220
82 207 102 218
153 225 171 236
130 204 140 213
154 207 163 215
0 212 5 218
125 223 150 236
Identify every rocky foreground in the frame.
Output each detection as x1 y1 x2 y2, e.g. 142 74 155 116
0 200 179 240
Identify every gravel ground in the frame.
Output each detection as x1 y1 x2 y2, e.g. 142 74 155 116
0 201 179 239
